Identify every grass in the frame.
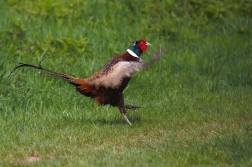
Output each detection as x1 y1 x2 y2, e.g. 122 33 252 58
0 0 252 166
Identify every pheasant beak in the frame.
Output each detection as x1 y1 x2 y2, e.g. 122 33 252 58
146 42 152 46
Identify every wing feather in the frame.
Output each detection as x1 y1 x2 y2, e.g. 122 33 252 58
88 61 144 89
88 45 162 89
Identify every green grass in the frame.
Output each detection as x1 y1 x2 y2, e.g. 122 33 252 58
0 0 252 166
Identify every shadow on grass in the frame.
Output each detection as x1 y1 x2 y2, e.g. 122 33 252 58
92 116 142 125
59 114 155 126
61 115 146 125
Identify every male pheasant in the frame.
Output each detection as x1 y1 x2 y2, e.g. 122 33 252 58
10 39 162 125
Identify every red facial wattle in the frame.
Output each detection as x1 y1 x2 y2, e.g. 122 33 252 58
139 39 147 52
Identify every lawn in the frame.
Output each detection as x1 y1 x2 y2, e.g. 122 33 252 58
0 0 252 166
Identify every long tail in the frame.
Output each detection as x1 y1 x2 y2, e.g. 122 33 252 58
9 61 82 87
9 61 98 98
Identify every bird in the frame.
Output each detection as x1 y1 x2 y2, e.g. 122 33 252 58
9 39 162 125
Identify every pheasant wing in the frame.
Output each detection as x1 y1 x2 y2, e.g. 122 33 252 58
88 45 162 89
88 61 144 89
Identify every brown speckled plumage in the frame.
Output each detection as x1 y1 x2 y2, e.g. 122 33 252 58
9 40 162 125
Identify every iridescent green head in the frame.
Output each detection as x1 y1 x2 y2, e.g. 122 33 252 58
127 39 151 57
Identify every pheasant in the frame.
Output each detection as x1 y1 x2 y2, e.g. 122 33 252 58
9 39 162 125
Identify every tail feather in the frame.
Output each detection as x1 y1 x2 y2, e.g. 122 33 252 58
9 62 81 86
9 62 98 98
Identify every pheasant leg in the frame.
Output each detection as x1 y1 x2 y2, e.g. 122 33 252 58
117 93 132 125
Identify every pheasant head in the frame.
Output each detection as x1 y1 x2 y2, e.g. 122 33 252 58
127 39 151 58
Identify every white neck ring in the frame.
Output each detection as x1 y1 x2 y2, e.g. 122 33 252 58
126 49 139 58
